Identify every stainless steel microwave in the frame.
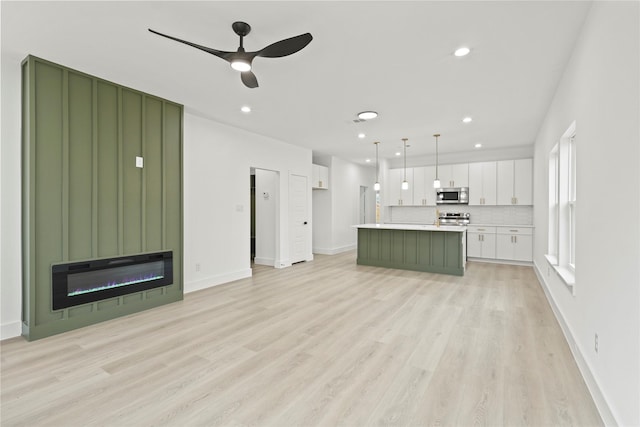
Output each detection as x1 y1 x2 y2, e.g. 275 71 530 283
436 187 469 204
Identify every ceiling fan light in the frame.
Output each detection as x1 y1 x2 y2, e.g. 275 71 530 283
231 59 251 72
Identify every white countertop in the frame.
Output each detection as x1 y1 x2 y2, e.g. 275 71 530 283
354 223 467 232
470 223 534 228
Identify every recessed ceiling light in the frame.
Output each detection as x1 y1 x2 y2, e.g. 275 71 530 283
395 152 401 156
462 116 473 123
358 133 366 139
241 106 251 113
475 143 483 148
454 47 470 57
365 159 371 163
358 111 378 120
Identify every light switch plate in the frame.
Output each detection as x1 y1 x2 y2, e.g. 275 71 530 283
135 156 143 168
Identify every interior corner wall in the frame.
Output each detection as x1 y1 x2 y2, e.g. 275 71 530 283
330 157 375 251
1 53 23 339
183 112 312 293
312 155 375 255
532 2 640 425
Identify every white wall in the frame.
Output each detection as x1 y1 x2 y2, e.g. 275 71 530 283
312 155 332 253
254 168 278 266
184 112 313 293
1 55 24 339
312 155 375 254
532 3 639 425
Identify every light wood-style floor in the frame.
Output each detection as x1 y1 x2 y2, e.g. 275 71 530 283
1 251 602 426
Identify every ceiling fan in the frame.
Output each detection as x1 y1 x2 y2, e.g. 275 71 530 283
148 22 313 88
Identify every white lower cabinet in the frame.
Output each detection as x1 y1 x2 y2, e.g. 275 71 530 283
466 226 496 259
496 226 533 262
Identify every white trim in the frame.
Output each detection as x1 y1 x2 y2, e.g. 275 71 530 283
253 257 275 267
545 253 575 293
184 269 252 293
1 321 22 340
313 244 356 255
275 259 291 269
466 257 533 267
533 261 617 427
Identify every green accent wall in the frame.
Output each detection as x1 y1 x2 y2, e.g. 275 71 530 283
21 56 184 340
357 228 464 276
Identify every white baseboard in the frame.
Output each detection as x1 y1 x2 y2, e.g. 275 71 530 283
1 320 22 340
533 261 617 427
313 244 356 255
467 257 533 266
254 257 275 267
184 268 252 294
275 259 291 269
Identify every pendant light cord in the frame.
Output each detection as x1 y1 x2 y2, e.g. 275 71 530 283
435 136 438 179
402 138 408 181
434 133 440 180
375 142 379 183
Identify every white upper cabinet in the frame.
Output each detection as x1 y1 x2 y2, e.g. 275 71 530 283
438 163 469 188
312 164 329 189
468 162 497 205
413 166 437 206
497 159 533 205
388 168 414 206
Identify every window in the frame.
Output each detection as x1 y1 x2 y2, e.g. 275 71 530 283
548 144 559 261
546 121 576 291
568 134 576 269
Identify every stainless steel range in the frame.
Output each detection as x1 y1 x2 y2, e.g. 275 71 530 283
438 212 470 226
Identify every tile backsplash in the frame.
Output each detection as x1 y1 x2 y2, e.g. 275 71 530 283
388 205 533 225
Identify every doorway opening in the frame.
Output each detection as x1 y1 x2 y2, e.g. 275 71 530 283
359 185 368 224
250 168 279 268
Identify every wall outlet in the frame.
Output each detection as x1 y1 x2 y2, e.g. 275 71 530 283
195 263 201 272
594 333 599 353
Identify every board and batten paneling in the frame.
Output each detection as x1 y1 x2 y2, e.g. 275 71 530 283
21 56 183 340
357 228 464 276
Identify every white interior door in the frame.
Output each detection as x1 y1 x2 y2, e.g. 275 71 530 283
290 174 309 264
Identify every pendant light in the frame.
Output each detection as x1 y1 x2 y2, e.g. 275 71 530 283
401 138 409 190
373 141 381 192
433 133 441 188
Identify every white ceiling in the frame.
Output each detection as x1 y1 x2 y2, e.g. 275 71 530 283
2 1 591 164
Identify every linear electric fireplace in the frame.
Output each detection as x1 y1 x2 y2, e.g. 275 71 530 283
52 251 173 310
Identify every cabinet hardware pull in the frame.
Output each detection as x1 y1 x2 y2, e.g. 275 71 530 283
509 229 518 232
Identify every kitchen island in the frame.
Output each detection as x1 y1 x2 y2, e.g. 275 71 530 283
355 223 467 276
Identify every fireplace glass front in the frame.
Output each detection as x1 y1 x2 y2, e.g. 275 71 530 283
52 251 173 310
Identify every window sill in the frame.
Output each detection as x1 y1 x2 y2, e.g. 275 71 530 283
545 254 575 294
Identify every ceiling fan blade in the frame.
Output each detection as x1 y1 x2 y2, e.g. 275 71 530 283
257 33 313 58
148 29 234 61
241 71 259 88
